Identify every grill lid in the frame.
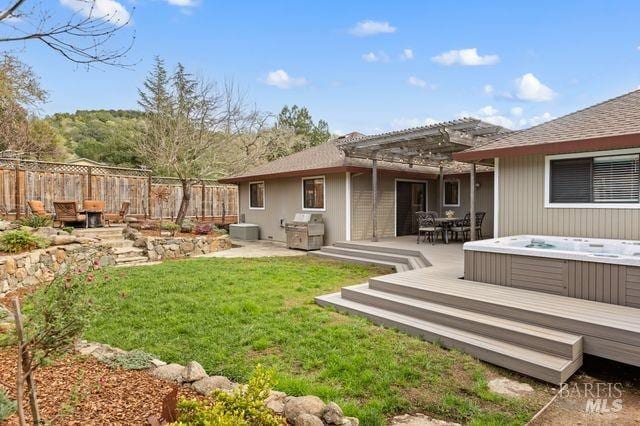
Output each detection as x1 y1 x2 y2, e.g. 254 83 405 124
292 213 323 224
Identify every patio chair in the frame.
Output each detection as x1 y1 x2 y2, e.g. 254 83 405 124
417 212 443 245
475 212 486 240
449 213 471 241
83 199 105 224
105 201 130 226
53 201 86 228
27 200 53 219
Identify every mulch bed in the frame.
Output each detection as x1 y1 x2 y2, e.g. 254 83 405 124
0 346 200 425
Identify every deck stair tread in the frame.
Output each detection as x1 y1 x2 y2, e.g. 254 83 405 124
320 246 423 269
341 284 582 358
370 269 640 332
316 291 582 384
309 251 409 272
333 242 430 266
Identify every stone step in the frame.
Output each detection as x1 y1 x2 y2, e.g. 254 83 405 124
115 255 149 264
308 251 408 272
112 247 145 257
115 260 162 268
103 239 134 248
341 284 582 359
315 292 583 385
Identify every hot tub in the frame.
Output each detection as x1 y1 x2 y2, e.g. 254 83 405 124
463 235 640 308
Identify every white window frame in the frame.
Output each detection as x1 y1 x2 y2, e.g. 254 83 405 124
544 147 640 209
443 179 461 207
301 175 326 211
248 181 265 210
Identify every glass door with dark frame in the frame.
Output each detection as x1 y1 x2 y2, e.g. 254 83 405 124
396 181 426 236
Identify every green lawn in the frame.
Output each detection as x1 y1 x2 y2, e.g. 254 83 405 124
84 257 548 425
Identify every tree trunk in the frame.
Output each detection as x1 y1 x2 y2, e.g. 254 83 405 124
175 180 192 225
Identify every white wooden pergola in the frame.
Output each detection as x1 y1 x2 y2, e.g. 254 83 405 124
337 118 509 242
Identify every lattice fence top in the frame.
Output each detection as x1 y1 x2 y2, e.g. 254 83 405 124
0 158 152 178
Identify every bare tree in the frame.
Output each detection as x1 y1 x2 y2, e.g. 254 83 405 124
137 59 269 224
0 0 134 66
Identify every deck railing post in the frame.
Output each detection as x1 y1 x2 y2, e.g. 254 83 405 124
470 162 476 241
372 158 378 242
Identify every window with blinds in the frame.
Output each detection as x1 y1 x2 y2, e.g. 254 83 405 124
549 154 640 204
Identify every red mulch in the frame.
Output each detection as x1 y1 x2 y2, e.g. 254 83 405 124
0 346 200 425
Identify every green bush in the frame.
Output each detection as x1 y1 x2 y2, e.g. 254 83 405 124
63 226 75 234
105 349 158 370
161 222 181 236
0 388 16 422
174 365 284 426
0 230 48 253
19 215 52 229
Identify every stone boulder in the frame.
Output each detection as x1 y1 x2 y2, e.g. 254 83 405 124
390 414 458 425
151 363 185 383
0 220 14 231
264 390 287 415
322 402 344 424
294 414 324 426
181 360 207 383
191 375 233 395
50 234 78 246
284 396 326 423
488 377 533 397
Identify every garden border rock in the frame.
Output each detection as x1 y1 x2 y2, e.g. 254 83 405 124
126 227 232 260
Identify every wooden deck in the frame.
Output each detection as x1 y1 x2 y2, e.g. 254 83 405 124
315 237 640 384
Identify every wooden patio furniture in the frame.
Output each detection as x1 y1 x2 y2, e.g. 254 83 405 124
27 200 53 219
53 201 86 228
83 199 106 227
105 201 130 226
417 212 443 245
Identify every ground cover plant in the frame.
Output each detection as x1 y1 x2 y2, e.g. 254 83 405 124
0 230 48 254
83 257 549 425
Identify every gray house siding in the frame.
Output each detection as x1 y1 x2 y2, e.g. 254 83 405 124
238 173 346 245
497 154 640 239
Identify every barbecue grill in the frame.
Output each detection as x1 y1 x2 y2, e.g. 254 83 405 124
285 213 325 250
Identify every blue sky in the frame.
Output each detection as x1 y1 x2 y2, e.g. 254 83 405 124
6 0 640 135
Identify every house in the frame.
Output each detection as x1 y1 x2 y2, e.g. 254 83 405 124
220 118 505 245
454 88 640 240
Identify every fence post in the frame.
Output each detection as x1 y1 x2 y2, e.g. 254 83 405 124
201 182 206 221
147 174 152 219
14 160 20 219
86 166 93 199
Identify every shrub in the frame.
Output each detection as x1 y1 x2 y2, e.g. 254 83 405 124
105 349 158 370
161 222 181 236
0 230 48 253
181 219 195 233
63 226 75 234
193 223 212 235
0 388 16 422
174 365 283 426
19 215 52 229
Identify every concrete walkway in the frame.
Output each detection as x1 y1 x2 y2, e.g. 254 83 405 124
202 239 306 258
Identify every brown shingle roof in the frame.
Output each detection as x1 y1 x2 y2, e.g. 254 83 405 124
220 140 490 183
455 89 640 161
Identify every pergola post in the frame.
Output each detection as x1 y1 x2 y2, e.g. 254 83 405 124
470 162 476 241
372 158 378 242
438 165 444 216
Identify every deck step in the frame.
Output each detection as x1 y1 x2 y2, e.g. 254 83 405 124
333 242 430 267
316 292 582 385
308 251 407 272
342 284 582 359
369 271 640 349
321 246 417 267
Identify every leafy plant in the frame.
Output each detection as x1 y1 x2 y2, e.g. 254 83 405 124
105 349 157 370
174 365 284 426
193 223 212 235
19 215 52 229
181 219 195 233
0 230 48 253
63 226 75 234
161 222 181 236
0 388 16 422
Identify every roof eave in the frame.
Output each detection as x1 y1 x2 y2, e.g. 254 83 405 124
453 133 640 162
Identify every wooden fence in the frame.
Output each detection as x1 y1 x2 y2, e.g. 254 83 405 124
0 158 238 223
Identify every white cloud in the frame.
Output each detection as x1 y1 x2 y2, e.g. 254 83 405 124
510 106 524 117
349 20 396 36
431 48 499 66
483 84 494 95
514 73 556 102
60 0 130 25
391 117 439 129
407 76 427 88
264 69 307 89
478 105 499 116
361 51 389 63
637 45 640 51
518 112 554 128
470 105 514 129
400 48 414 60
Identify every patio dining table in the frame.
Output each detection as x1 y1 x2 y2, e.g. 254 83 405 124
434 217 459 244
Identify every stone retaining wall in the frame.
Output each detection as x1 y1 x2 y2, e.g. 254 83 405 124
130 231 232 261
0 243 115 296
